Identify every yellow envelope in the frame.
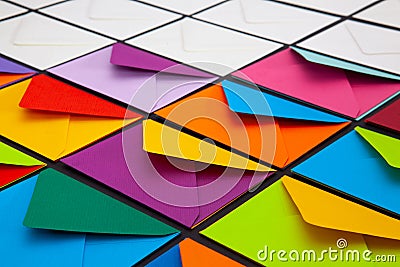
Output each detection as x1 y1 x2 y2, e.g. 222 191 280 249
0 75 141 160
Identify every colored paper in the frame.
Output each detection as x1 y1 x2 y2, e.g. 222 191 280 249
0 56 34 88
366 98 400 134
148 238 244 266
155 81 349 168
201 178 369 266
24 168 177 235
0 174 178 266
0 75 141 160
62 123 271 228
234 47 400 118
0 142 45 188
293 127 400 216
282 177 400 240
49 43 217 113
143 119 272 171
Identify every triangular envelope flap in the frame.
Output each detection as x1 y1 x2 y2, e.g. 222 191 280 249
181 20 265 52
0 57 34 74
292 47 400 80
0 142 44 166
23 169 178 235
345 22 400 55
355 127 400 168
110 43 214 78
142 119 272 172
88 0 149 20
19 75 140 119
222 80 347 123
180 239 244 266
14 14 98 46
240 0 313 24
282 176 400 240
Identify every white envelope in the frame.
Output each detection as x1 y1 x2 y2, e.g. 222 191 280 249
0 13 113 70
41 0 181 40
139 0 225 15
355 0 400 29
277 0 377 15
9 0 64 9
0 1 26 20
128 18 282 75
298 20 400 76
194 0 338 44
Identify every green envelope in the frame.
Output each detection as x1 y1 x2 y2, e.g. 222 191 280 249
201 178 372 266
23 168 177 235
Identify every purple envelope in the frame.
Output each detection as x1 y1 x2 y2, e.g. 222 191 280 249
49 43 217 113
62 122 270 228
0 56 35 88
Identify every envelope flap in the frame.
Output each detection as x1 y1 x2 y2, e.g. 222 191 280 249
110 43 214 77
143 119 273 172
146 244 182 267
181 19 264 52
282 176 400 240
222 80 347 123
23 169 178 235
346 22 400 55
292 46 400 80
180 239 244 267
19 75 140 119
0 57 34 74
355 127 400 168
14 14 97 46
240 0 311 24
88 0 149 20
0 142 44 166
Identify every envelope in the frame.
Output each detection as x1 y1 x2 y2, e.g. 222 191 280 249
0 55 35 88
147 238 244 267
0 141 45 188
298 20 400 76
0 74 141 160
201 177 375 266
355 0 400 29
61 122 272 228
10 0 65 9
128 18 282 76
155 80 349 168
0 169 179 267
140 0 225 15
194 0 338 43
366 98 400 134
50 43 217 112
293 127 400 216
0 13 113 70
41 0 181 40
0 1 26 20
234 47 400 118
277 0 377 15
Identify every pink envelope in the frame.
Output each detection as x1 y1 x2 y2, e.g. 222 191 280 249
49 43 217 113
234 48 400 118
61 122 270 228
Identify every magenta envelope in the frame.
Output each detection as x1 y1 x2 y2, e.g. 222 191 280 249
61 122 270 228
49 43 217 113
234 48 400 118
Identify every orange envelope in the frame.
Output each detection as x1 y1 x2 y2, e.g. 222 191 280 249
155 81 349 168
0 74 141 160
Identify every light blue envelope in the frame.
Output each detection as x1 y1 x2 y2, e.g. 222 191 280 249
293 127 400 216
222 80 347 123
0 176 178 267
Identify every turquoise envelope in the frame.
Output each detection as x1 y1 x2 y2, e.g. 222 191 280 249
293 126 400 216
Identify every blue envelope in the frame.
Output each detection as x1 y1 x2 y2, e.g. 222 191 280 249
293 126 400 216
0 174 178 267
